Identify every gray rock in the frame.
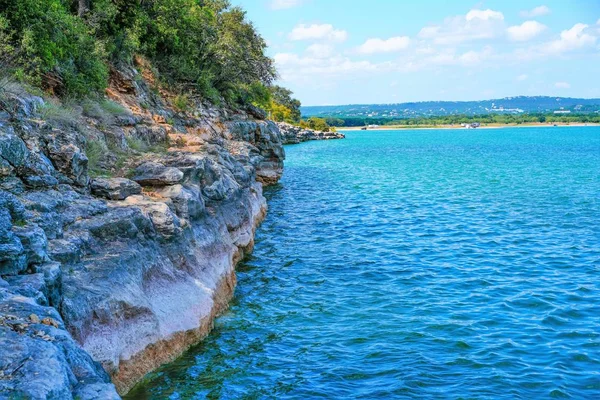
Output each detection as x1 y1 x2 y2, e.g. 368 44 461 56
0 291 119 400
155 184 205 220
276 121 345 145
132 162 183 186
122 196 182 239
91 178 142 201
0 176 25 194
33 262 63 307
44 128 89 187
13 223 49 266
246 104 267 120
4 273 48 305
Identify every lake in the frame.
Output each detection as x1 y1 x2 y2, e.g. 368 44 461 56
127 127 600 399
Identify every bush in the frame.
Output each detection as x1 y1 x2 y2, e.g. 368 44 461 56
173 94 190 113
0 0 109 97
0 0 281 108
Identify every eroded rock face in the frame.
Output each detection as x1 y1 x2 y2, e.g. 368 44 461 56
0 86 285 398
90 178 142 201
131 162 184 186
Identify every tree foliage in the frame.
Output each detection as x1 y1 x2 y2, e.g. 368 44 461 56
317 113 600 127
0 0 277 104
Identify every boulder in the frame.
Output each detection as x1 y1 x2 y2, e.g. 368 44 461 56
131 162 183 186
90 178 142 201
155 184 205 220
33 262 62 307
13 223 49 266
123 196 182 239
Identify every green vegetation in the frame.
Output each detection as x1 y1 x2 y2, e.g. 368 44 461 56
321 113 600 128
299 117 333 132
269 86 301 122
0 0 278 106
85 138 108 177
37 101 82 126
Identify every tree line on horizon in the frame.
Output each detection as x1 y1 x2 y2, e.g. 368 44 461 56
0 0 302 119
312 113 600 127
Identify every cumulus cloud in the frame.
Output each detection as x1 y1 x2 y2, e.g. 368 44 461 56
418 9 505 45
420 46 494 67
357 36 410 54
288 24 348 42
507 21 547 41
542 23 597 54
520 6 551 18
270 0 304 10
273 52 389 82
555 82 571 89
305 43 334 58
465 9 504 21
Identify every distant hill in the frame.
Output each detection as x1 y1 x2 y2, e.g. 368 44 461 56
301 96 600 118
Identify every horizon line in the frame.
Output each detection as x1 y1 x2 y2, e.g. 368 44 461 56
301 95 600 108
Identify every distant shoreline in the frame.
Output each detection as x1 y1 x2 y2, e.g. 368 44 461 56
338 122 600 131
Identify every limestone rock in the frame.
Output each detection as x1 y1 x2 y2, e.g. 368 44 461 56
122 195 182 239
276 121 345 144
132 162 183 186
154 184 205 220
90 178 142 201
0 290 119 399
12 223 49 266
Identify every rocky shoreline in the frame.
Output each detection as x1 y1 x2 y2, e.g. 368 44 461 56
0 65 285 398
276 122 345 144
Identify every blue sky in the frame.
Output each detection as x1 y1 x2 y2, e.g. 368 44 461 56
231 0 600 106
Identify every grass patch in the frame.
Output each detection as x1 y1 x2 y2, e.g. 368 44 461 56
82 99 130 124
38 101 81 126
126 136 169 154
100 99 128 116
173 94 190 112
85 138 108 177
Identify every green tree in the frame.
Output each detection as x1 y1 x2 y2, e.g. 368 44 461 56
270 85 301 122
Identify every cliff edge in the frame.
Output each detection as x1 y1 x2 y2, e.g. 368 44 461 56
0 65 285 398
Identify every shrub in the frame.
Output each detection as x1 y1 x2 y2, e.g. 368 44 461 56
173 94 190 113
0 0 109 97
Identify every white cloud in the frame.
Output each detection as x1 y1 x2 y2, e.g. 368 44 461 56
517 74 528 81
418 9 505 45
270 0 304 10
555 82 571 89
507 21 547 41
357 36 410 54
288 24 348 42
273 53 387 82
420 46 494 67
520 6 551 18
465 9 504 21
305 43 334 58
542 23 597 54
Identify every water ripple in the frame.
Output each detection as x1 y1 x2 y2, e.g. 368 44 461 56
127 128 600 399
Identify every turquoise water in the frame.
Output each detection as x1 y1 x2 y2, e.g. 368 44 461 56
128 128 600 399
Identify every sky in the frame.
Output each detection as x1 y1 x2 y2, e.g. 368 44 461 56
231 0 600 106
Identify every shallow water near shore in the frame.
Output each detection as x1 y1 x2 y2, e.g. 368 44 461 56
127 127 600 399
